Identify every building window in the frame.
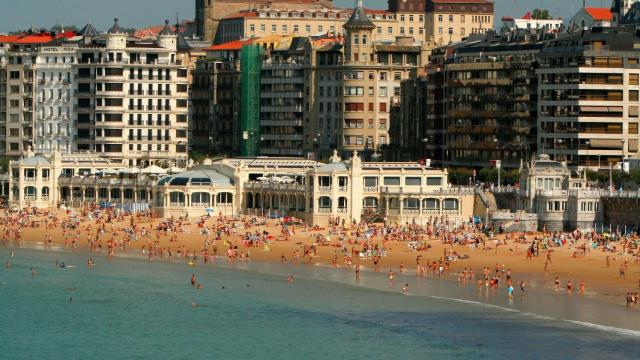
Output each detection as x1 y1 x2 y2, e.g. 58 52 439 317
449 15 454 22
250 24 255 32
400 27 405 34
306 24 311 33
438 27 443 35
461 15 465 23
260 24 266 32
438 15 443 22
293 25 299 33
271 24 276 32
449 27 453 35
387 27 392 34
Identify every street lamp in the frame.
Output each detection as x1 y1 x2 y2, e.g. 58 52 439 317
493 137 501 188
421 137 429 161
584 140 590 169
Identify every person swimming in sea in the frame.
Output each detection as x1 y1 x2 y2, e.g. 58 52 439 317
191 274 197 286
507 284 514 298
402 283 409 295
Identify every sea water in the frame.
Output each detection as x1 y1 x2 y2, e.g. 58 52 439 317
1 247 639 359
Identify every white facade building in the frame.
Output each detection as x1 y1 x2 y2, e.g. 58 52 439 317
75 18 190 167
501 12 563 32
34 44 76 153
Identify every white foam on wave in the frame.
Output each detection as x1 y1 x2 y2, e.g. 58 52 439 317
427 295 640 337
427 295 519 313
564 320 640 338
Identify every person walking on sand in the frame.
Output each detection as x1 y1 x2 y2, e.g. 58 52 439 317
579 280 585 294
554 277 560 292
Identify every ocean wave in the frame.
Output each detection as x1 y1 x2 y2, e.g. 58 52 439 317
564 320 640 338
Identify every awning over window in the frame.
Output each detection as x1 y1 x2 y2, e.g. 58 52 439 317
589 139 623 149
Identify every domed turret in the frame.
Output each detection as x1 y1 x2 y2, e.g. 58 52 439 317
157 19 177 51
106 17 128 50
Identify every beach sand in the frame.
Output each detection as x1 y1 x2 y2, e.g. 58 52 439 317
4 208 639 305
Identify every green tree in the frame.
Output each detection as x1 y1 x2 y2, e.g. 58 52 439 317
532 9 551 20
447 168 473 185
478 167 498 183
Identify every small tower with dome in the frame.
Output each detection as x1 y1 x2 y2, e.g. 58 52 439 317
156 19 177 51
105 17 128 50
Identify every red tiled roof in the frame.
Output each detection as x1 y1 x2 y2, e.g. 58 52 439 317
521 11 532 20
13 33 54 44
225 11 258 19
205 39 253 51
0 35 22 43
584 7 613 21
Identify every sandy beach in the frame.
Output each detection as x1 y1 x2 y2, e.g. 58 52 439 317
2 207 639 306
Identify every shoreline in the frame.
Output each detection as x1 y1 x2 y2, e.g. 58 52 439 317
2 208 639 308
5 241 640 336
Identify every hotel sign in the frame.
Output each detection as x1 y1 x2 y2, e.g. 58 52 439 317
41 47 78 52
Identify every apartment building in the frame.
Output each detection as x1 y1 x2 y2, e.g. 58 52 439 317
196 0 335 43
259 38 305 156
442 32 541 168
305 1 431 160
191 58 241 155
217 7 425 44
390 30 543 168
74 18 190 167
3 33 56 157
425 0 495 46
34 42 77 153
538 28 640 169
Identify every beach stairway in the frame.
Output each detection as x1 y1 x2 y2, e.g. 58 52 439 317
362 209 383 223
473 188 498 220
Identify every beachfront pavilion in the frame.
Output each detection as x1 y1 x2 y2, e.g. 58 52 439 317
8 149 477 226
242 151 476 226
7 147 127 209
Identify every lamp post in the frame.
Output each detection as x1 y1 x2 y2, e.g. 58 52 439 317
493 137 501 188
584 140 590 170
421 137 429 162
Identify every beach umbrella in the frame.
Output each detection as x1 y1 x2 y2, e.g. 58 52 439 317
119 167 141 174
257 176 269 181
205 208 215 213
141 165 167 174
168 166 184 174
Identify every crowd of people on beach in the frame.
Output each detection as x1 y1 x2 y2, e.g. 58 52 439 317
1 205 639 307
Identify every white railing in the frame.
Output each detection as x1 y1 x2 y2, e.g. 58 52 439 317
318 208 331 213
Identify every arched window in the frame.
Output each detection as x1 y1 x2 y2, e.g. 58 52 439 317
169 191 185 205
191 192 210 205
338 196 348 209
353 34 359 45
423 198 440 210
443 198 459 210
41 186 49 200
246 193 254 208
216 192 233 204
24 186 37 200
318 196 331 208
403 198 419 209
363 197 378 208
362 34 367 45
110 188 121 199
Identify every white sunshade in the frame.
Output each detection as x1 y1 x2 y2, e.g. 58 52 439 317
141 165 167 174
168 166 184 174
119 167 141 174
